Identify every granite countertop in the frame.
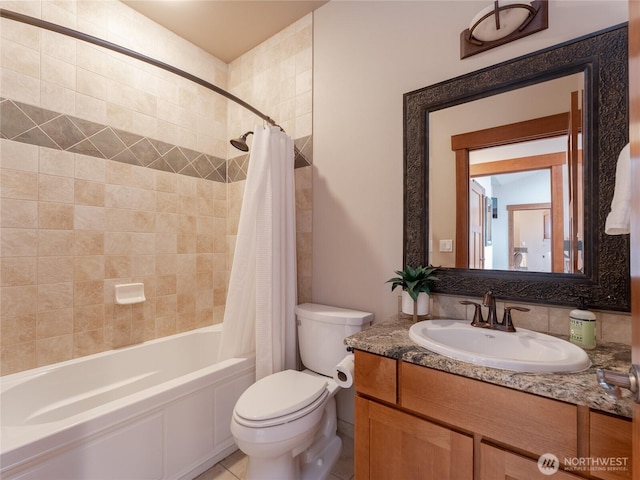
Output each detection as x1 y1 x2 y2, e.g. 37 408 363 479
345 316 634 418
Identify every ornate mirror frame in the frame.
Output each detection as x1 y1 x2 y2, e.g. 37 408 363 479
404 24 630 311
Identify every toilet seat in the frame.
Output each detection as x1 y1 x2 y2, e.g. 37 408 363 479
234 370 328 428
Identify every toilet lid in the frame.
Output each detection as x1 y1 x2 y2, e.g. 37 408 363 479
234 370 328 422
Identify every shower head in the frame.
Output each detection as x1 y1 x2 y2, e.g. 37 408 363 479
230 131 254 152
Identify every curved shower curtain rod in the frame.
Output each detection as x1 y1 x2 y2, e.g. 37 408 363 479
0 8 282 131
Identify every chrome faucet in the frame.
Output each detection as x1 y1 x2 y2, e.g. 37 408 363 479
460 291 530 332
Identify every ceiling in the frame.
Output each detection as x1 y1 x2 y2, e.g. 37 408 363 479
122 0 328 64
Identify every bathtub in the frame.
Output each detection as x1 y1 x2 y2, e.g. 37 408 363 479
0 324 255 480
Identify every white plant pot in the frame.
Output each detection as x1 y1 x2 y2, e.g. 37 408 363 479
401 291 429 316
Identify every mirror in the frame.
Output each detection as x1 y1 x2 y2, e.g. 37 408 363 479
429 74 584 274
404 25 630 311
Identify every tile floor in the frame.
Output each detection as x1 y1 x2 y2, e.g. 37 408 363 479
194 433 354 480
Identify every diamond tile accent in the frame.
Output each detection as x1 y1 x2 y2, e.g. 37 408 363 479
69 116 106 137
1 101 38 138
129 138 161 166
163 147 189 173
1 98 312 184
40 116 86 150
13 126 59 149
68 138 104 157
192 154 215 178
89 128 127 159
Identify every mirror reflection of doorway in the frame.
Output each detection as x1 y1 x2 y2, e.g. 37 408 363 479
508 203 552 272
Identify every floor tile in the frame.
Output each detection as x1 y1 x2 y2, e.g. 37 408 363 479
198 432 354 480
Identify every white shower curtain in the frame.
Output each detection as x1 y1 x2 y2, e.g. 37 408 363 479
217 125 298 381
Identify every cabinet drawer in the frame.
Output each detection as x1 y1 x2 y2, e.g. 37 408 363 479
400 362 578 460
589 411 632 480
354 350 397 404
480 442 584 479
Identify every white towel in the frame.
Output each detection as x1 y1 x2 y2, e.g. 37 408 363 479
605 143 631 235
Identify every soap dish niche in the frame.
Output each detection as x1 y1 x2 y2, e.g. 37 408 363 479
115 283 145 305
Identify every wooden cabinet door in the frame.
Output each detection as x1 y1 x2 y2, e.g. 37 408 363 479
355 396 473 480
589 412 633 480
480 443 583 480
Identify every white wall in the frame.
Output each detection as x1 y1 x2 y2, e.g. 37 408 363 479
312 0 628 322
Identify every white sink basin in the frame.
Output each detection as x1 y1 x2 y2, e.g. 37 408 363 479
409 319 591 373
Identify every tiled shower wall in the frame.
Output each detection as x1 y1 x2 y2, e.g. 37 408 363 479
0 1 313 375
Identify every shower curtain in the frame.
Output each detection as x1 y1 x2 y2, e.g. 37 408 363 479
217 125 298 381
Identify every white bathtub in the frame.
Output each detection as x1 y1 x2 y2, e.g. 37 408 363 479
0 324 255 480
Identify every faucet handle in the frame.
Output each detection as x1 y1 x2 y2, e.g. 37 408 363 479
501 306 530 332
459 301 486 327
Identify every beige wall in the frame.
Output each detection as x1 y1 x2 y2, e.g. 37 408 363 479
312 0 631 340
0 1 313 375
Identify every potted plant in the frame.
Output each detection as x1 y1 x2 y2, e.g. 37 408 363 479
386 265 438 317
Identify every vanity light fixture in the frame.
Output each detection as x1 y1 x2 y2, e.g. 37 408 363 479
460 0 548 59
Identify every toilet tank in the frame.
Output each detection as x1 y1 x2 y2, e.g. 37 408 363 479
295 303 373 377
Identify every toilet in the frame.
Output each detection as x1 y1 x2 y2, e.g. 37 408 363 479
230 303 373 480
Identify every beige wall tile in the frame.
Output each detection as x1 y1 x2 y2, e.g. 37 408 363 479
1 256 36 286
1 314 36 346
1 342 36 375
73 280 104 306
74 255 105 282
75 154 105 182
38 282 73 312
41 54 75 90
130 233 155 254
37 308 73 338
600 312 632 344
38 229 74 256
37 334 72 366
0 139 39 172
75 179 105 206
1 228 38 257
73 304 105 332
1 169 38 200
1 284 38 317
157 191 178 213
105 184 155 211
74 230 104 255
38 256 73 284
39 148 74 177
1 198 38 228
156 254 176 275
73 328 107 357
39 174 74 203
39 202 74 229
74 205 105 231
105 255 131 278
131 255 155 276
1 38 40 79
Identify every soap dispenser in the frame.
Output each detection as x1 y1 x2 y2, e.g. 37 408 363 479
569 296 596 349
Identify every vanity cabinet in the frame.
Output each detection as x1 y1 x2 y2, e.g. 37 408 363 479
354 350 632 480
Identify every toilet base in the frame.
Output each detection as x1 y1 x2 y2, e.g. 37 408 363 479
244 434 342 480
301 434 342 480
242 398 342 480
246 451 300 480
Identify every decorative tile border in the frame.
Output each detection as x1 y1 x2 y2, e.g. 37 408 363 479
0 97 312 183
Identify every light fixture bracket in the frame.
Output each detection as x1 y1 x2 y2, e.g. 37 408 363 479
460 0 548 59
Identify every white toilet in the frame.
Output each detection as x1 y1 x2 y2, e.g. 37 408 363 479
230 303 373 480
